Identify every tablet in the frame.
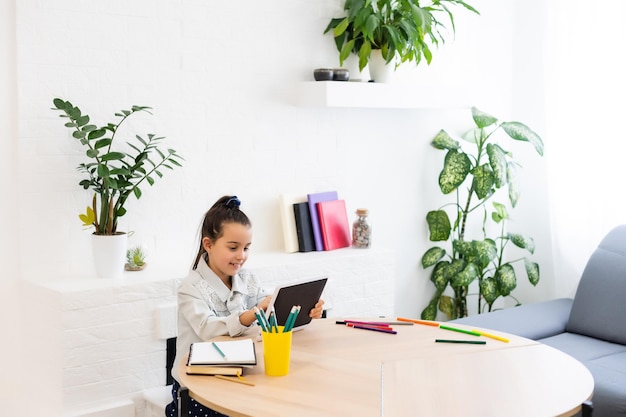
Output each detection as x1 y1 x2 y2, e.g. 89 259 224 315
266 277 328 331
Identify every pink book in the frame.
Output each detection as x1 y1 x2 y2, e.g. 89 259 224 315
307 191 338 251
316 199 351 251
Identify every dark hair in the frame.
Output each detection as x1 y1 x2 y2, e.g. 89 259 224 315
192 195 251 269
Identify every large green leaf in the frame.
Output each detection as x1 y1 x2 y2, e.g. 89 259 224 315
333 17 350 36
495 264 516 296
491 202 508 223
450 262 478 288
421 246 446 268
525 258 540 286
431 261 450 290
480 277 499 305
101 152 126 161
438 295 456 320
439 149 471 194
486 143 507 188
506 162 520 207
426 210 451 241
421 298 439 320
501 121 544 156
431 129 460 150
509 233 535 254
471 107 498 128
455 239 497 269
471 164 495 200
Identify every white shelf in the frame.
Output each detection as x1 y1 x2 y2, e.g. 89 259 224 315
294 81 462 109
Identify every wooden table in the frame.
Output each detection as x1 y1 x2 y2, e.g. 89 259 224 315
178 318 594 417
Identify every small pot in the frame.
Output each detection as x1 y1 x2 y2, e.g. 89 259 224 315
314 68 334 81
333 68 350 81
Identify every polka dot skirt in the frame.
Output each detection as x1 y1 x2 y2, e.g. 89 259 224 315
165 380 228 417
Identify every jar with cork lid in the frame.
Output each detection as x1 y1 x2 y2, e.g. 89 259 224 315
352 208 371 248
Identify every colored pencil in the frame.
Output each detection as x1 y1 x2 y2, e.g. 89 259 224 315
435 339 486 345
472 330 510 343
396 317 439 327
350 324 397 334
215 375 255 386
439 325 481 337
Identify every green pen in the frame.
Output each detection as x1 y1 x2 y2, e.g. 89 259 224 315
435 339 486 345
439 325 481 337
211 341 228 361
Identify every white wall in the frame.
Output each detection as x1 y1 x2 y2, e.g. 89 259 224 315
15 0 535 316
0 1 24 416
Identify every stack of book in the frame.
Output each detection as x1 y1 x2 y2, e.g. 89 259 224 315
185 338 257 376
279 191 351 253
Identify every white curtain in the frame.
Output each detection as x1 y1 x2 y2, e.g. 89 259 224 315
545 1 626 295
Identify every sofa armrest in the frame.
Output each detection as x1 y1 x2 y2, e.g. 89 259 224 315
450 298 573 340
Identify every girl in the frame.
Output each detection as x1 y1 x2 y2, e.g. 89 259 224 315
166 195 324 417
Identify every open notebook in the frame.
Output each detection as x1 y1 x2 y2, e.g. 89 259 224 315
186 338 256 375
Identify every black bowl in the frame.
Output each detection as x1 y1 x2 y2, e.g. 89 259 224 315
333 68 349 81
314 68 334 81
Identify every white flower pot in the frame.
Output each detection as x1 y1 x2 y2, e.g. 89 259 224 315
92 233 127 278
368 50 395 83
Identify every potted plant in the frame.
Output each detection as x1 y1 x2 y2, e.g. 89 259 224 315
126 246 147 271
52 98 183 277
420 107 544 320
324 0 479 81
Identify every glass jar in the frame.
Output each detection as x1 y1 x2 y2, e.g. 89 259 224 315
352 208 371 248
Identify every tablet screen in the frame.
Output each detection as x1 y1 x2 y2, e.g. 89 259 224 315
267 277 328 330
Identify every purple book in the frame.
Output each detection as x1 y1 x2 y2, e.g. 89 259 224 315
307 191 338 251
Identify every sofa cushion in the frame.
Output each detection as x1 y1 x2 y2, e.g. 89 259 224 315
584 351 626 417
451 298 573 340
539 332 626 362
567 225 626 344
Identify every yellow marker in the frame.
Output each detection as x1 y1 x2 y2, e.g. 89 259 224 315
472 330 509 343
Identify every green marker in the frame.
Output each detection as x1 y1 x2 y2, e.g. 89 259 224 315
439 325 481 337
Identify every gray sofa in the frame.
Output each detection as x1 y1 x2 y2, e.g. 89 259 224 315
452 225 626 417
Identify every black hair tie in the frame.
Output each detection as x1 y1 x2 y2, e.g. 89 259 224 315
225 196 241 209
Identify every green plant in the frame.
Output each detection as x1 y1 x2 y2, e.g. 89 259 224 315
420 107 544 320
324 0 479 71
126 246 147 269
52 98 183 235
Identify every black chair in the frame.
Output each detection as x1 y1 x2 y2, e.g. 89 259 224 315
583 400 594 417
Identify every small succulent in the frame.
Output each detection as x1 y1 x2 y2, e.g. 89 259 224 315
126 246 147 270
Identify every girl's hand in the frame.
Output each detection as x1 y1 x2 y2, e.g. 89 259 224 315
309 299 325 319
257 295 272 311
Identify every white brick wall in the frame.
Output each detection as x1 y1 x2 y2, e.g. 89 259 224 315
23 248 393 417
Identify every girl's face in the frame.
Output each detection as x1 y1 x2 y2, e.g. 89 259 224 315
203 221 252 285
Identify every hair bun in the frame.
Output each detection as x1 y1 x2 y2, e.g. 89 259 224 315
224 196 241 209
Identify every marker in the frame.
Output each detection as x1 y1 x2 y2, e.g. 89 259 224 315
211 342 228 361
435 339 486 345
472 330 510 343
439 325 481 337
350 324 397 334
336 320 413 326
343 320 392 328
346 323 392 331
396 317 439 327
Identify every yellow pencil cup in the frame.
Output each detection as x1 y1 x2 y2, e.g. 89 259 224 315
261 326 292 376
